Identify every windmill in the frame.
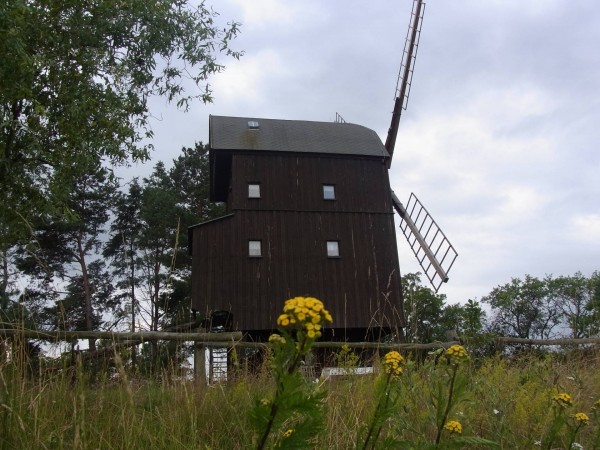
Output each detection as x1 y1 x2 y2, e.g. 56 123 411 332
189 0 457 345
385 0 457 293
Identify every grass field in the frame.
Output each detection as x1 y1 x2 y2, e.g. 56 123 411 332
1 345 599 449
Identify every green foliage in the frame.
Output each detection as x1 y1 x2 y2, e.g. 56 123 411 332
483 275 559 339
1 0 241 245
356 353 404 450
249 297 332 449
333 344 360 370
13 166 118 351
483 273 600 341
402 272 448 343
402 273 487 344
170 142 226 221
551 271 600 338
248 336 328 449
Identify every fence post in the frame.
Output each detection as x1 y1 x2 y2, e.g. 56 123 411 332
194 342 207 384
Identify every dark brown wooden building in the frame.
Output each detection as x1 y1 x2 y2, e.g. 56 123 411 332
189 116 404 340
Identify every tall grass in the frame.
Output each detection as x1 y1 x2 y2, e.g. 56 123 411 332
1 345 599 449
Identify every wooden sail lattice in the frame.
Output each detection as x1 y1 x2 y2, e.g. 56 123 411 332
393 192 457 292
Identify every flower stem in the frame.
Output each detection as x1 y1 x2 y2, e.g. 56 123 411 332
566 423 583 450
256 336 307 450
435 364 458 445
360 373 392 450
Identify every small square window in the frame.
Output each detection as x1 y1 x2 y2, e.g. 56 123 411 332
249 240 262 257
326 241 339 258
323 184 335 200
248 183 261 198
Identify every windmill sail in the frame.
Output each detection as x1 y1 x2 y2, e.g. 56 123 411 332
385 0 425 166
392 191 457 293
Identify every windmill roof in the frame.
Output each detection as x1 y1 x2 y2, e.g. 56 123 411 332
209 115 389 159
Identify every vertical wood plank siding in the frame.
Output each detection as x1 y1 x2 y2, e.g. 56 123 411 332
191 153 404 332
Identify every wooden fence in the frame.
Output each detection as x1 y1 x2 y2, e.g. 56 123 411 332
3 328 600 350
3 328 599 382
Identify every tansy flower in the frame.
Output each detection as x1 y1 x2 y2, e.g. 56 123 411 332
283 429 294 438
277 297 332 339
444 420 462 434
268 334 286 345
572 412 589 425
445 344 469 364
277 314 290 327
383 351 404 376
552 392 573 407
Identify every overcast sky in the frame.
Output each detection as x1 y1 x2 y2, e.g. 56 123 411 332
129 0 600 305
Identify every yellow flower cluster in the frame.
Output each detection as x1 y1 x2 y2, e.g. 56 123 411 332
445 344 469 364
283 429 294 438
268 333 286 345
444 420 462 434
383 351 405 376
276 297 332 339
552 392 573 407
573 412 589 425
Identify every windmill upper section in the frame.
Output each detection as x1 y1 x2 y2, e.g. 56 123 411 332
209 115 391 203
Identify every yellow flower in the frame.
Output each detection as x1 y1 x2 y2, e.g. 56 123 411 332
383 351 404 376
268 334 286 345
277 314 289 327
445 344 468 364
444 420 462 434
283 429 294 438
277 297 332 338
573 412 589 425
552 392 573 407
593 399 600 410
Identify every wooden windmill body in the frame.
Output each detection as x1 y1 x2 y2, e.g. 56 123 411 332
189 0 456 342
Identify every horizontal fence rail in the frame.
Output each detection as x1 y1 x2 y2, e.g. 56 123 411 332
496 337 600 346
0 328 242 342
3 328 599 349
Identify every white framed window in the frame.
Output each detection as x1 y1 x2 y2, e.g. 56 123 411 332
248 240 262 257
326 241 340 258
323 184 336 200
248 183 261 198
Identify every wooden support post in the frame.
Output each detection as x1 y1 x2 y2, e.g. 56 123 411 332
194 343 207 385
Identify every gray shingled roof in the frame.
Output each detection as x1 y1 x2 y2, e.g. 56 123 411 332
209 115 390 159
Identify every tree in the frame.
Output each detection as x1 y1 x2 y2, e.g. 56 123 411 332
586 271 600 336
402 272 446 343
1 0 241 246
401 273 487 346
461 299 486 337
16 166 117 350
43 261 114 334
103 178 144 364
549 271 600 338
136 163 182 332
161 142 225 324
482 275 562 340
170 142 226 221
550 273 587 339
